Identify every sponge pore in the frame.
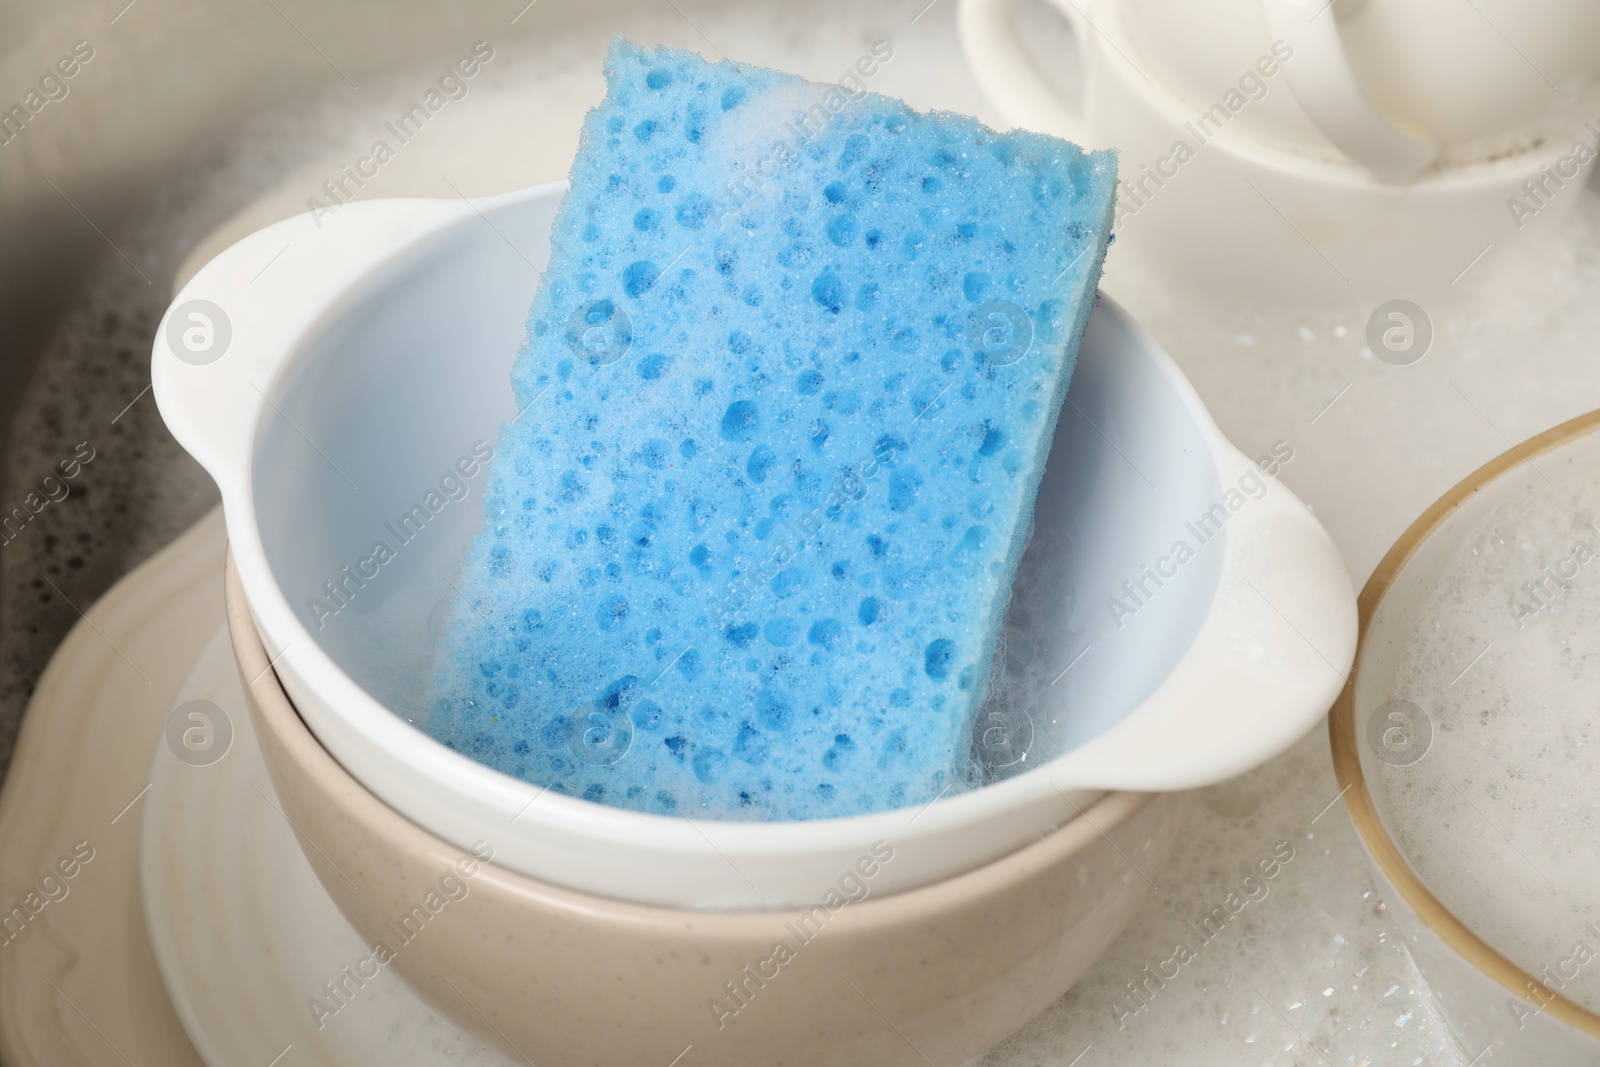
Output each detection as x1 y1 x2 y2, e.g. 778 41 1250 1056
427 38 1117 821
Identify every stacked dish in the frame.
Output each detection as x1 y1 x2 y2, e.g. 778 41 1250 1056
153 182 1355 1061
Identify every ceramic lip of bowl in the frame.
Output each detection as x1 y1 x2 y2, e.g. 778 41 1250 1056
152 179 1354 909
1329 408 1600 1050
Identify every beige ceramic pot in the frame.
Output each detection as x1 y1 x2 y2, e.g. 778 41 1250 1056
225 552 1198 1066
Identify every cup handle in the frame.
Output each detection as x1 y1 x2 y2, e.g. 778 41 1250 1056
958 0 1095 144
1047 447 1358 792
1261 0 1437 181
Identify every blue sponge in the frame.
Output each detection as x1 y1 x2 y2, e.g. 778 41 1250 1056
427 38 1116 820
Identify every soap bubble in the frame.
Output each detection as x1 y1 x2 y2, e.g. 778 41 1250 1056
975 703 1034 770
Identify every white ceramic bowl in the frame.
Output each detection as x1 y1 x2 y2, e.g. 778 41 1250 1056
152 181 1354 908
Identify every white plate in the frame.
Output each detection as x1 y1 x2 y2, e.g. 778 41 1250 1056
140 623 517 1067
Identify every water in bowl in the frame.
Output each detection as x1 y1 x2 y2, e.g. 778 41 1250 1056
1371 426 1600 1014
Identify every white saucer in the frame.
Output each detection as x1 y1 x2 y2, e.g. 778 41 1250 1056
0 505 515 1066
140 621 518 1066
0 509 225 1065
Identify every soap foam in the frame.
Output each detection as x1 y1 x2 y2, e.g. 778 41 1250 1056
1376 429 1600 1013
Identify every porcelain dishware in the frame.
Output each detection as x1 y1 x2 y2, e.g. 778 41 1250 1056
153 180 1354 908
960 0 1600 305
1329 410 1600 1065
225 553 1201 1067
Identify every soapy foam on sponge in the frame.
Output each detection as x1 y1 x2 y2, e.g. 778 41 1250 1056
428 38 1116 820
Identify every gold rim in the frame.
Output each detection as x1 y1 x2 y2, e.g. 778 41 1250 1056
1328 407 1600 1037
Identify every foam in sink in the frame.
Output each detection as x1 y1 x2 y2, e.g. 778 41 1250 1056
426 38 1116 821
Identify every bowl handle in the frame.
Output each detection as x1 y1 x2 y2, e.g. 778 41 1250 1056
151 197 476 500
1050 447 1357 792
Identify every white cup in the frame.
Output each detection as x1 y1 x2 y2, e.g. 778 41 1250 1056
960 0 1600 306
1125 0 1600 168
